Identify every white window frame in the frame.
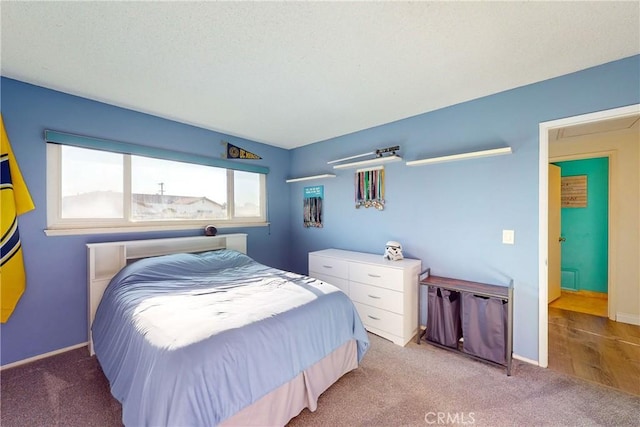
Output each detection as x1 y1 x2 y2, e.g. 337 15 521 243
45 143 268 236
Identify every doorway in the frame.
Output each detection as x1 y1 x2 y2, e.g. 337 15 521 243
538 104 640 368
548 157 610 318
540 106 640 395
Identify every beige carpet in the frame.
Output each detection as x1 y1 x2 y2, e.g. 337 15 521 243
288 333 640 426
2 332 638 426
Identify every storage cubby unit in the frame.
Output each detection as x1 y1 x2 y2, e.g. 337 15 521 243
417 270 514 375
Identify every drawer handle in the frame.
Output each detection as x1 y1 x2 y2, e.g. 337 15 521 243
322 265 333 269
367 273 381 278
368 294 381 299
367 315 381 321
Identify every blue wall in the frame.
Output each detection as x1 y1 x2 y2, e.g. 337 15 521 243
556 158 609 293
289 55 640 361
1 55 638 365
0 77 291 365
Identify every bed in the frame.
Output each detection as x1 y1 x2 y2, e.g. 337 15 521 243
87 234 369 426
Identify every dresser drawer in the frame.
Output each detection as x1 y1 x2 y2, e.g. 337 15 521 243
353 301 403 336
349 263 404 291
309 272 349 295
309 255 349 279
350 282 404 314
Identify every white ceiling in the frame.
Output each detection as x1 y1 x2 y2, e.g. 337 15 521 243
1 2 639 149
553 115 640 142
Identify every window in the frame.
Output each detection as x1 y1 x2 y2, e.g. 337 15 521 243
130 155 228 221
234 170 262 218
47 142 267 235
60 145 124 219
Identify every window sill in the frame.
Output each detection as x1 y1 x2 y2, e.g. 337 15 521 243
44 222 269 237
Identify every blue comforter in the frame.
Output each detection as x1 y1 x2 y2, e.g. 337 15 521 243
92 249 369 426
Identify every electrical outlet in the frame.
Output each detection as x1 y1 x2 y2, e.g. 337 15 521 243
502 230 515 245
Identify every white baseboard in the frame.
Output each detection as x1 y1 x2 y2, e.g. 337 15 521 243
616 312 640 326
513 353 539 366
0 342 88 371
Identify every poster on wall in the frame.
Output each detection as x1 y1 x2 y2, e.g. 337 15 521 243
304 185 323 228
561 175 587 208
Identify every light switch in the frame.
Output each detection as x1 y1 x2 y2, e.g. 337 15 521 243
502 230 515 245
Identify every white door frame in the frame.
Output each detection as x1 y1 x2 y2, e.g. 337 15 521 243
538 103 639 368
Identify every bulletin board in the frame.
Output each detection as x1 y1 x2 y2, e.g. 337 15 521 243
561 175 587 208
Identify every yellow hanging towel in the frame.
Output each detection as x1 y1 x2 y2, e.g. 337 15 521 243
1 114 35 322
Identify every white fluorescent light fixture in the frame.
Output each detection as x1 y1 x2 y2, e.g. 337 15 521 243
406 147 512 166
285 174 336 183
333 155 402 170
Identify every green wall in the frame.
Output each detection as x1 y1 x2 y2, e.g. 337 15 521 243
555 157 609 293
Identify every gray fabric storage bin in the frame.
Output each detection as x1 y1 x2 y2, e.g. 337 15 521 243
461 292 507 364
426 286 462 348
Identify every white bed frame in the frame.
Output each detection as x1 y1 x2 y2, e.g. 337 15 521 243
86 233 247 355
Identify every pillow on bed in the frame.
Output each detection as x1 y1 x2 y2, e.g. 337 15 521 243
110 249 254 285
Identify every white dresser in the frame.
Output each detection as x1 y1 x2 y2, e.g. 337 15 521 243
309 249 421 346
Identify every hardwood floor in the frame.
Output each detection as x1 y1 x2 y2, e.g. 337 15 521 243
548 306 640 396
549 290 608 317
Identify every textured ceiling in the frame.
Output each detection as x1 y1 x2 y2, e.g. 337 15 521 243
1 1 639 149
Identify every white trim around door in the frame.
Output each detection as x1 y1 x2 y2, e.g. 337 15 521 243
538 104 640 368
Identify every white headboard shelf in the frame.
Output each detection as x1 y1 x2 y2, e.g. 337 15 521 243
86 233 247 355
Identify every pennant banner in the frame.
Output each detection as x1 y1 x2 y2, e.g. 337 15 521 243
1 114 35 323
222 141 262 160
